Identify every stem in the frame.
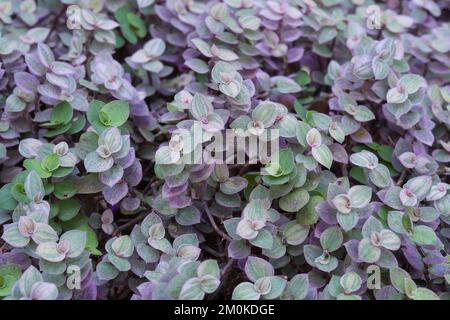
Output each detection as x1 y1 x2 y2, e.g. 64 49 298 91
202 202 232 242
112 211 147 236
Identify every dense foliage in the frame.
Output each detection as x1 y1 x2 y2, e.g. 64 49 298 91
0 0 449 300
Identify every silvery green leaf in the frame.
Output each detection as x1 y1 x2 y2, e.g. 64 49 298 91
263 276 287 300
36 242 66 262
362 216 384 238
176 206 201 226
288 274 309 300
312 144 333 169
340 271 362 293
199 274 220 294
144 38 165 57
84 151 114 173
30 281 58 300
155 146 180 165
143 60 164 73
387 211 408 234
242 200 267 221
96 261 119 281
148 238 173 254
411 288 440 300
405 175 432 200
19 138 43 158
379 229 401 250
177 244 201 261
435 195 450 217
136 243 159 263
303 245 323 267
419 207 440 222
354 105 375 122
245 256 274 282
99 128 123 154
410 225 438 246
254 277 271 295
372 57 390 80
368 164 392 188
282 221 309 245
191 38 212 57
19 266 43 297
32 223 58 244
228 240 250 259
252 102 278 127
278 114 298 138
348 185 372 208
197 259 220 279
6 94 26 113
399 74 426 94
329 122 345 143
400 188 418 207
185 59 209 74
236 218 258 240
232 282 260 300
39 260 66 275
60 230 86 258
318 27 337 44
239 16 261 31
99 165 124 187
386 86 408 104
306 128 322 148
2 223 30 248
389 267 411 294
358 238 381 263
217 48 239 61
179 278 204 300
191 93 213 120
320 226 343 252
24 170 44 201
249 229 273 249
279 188 309 213
337 210 359 231
350 150 378 169
272 77 302 94
262 235 286 259
108 254 131 272
37 43 54 68
315 255 338 272
112 235 134 258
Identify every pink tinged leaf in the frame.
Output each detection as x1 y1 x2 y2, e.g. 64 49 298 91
37 43 55 68
25 52 47 76
14 72 40 94
123 160 142 187
103 182 128 205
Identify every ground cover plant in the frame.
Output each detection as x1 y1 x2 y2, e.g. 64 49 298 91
0 0 449 300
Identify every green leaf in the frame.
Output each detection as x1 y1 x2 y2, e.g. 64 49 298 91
99 100 130 127
87 100 109 133
350 167 366 184
288 274 309 300
54 180 78 199
23 159 51 178
127 13 146 38
41 153 60 172
50 102 73 125
57 198 81 222
232 282 260 300
0 264 22 297
0 183 18 210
